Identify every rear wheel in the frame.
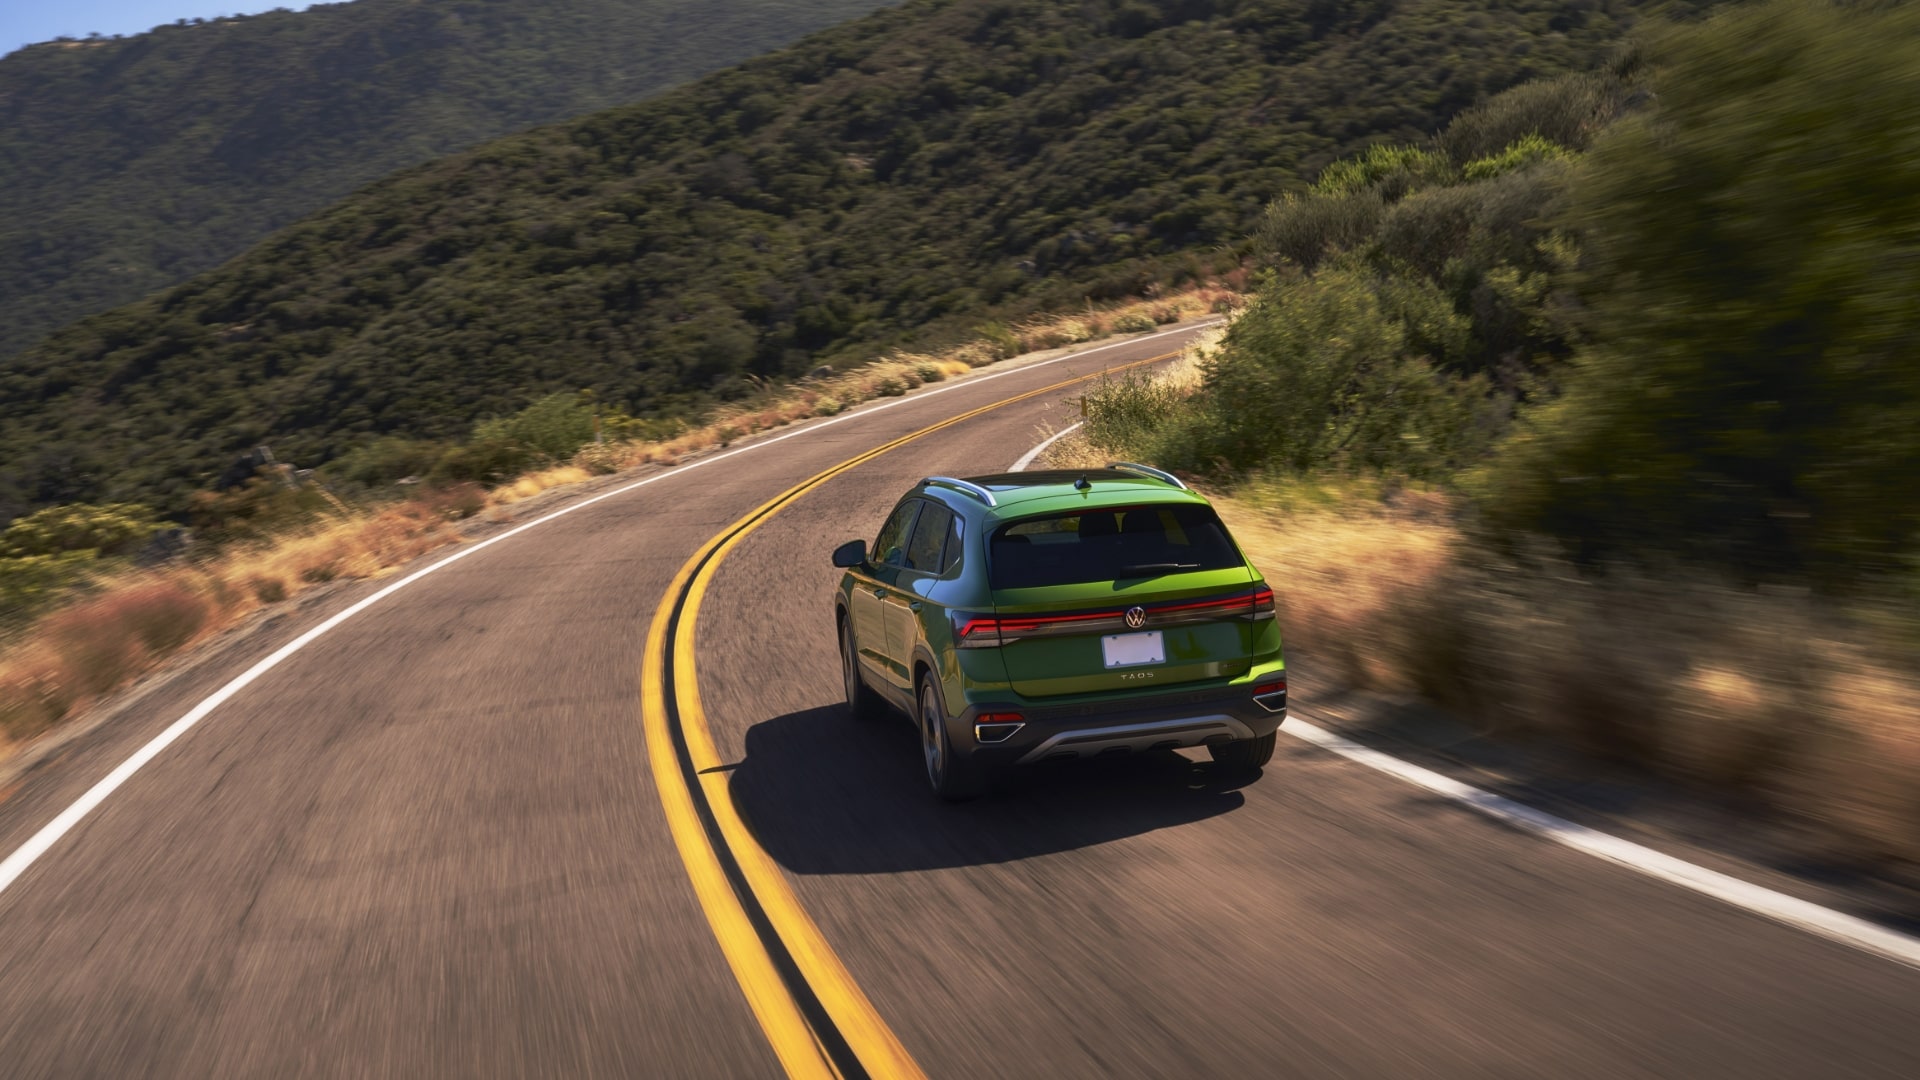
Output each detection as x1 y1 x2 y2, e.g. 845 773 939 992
1209 731 1277 772
840 616 886 723
918 674 983 801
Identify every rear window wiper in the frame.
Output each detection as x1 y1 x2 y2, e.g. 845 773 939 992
1116 562 1201 577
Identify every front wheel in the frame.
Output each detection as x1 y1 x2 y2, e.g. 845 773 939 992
918 675 983 801
1209 730 1277 772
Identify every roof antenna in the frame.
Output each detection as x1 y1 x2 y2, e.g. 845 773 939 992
1074 474 1091 491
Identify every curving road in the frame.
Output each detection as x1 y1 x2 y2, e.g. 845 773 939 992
0 322 1917 1077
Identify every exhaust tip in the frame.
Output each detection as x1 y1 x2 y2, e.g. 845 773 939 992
975 721 1025 744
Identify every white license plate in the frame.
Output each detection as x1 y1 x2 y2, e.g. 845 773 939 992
1101 631 1165 669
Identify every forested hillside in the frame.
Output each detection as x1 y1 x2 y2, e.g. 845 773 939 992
0 0 896 361
0 0 1680 519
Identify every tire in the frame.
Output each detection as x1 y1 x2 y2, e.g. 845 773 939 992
1209 730 1277 772
917 674 983 802
840 616 887 723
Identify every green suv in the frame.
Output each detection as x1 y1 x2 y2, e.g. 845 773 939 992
831 464 1287 800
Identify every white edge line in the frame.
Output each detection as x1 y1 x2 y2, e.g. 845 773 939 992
1284 718 1920 970
1008 421 1084 472
0 320 1222 900
1005 428 1919 973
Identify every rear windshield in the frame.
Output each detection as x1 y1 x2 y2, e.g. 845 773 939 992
988 504 1243 589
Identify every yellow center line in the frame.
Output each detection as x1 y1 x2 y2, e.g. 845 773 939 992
641 349 1178 1079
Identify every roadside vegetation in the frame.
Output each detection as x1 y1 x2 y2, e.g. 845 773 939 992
1063 1 1920 859
0 292 1228 758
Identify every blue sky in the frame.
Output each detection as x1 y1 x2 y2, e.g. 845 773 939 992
2 1 317 58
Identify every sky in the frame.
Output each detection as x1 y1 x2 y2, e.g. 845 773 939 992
2 1 318 58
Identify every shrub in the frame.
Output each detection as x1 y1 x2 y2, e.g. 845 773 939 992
188 475 336 549
1258 190 1384 271
116 582 209 655
1440 70 1631 163
470 392 598 464
1177 261 1499 480
974 321 1022 360
1463 134 1574 181
571 442 623 475
1079 370 1190 459
1112 312 1157 334
0 551 101 630
1312 144 1454 201
1477 0 1920 584
327 437 446 488
1 503 162 557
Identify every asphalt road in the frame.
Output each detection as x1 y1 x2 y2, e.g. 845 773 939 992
1 323 1917 1078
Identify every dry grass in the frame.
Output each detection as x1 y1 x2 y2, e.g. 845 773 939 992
0 491 471 753
1215 489 1920 862
0 285 1240 763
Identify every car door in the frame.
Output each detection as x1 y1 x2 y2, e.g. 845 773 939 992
849 499 921 694
887 500 958 685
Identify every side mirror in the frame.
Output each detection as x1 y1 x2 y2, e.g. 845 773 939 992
831 539 868 568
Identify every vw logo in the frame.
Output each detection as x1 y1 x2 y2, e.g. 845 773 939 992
1124 606 1147 629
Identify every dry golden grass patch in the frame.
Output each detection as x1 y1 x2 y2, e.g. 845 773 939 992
0 495 467 747
1212 491 1458 693
489 465 594 506
1212 486 1920 859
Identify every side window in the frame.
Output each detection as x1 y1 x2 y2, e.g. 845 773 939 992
905 502 954 574
872 500 920 568
942 512 965 575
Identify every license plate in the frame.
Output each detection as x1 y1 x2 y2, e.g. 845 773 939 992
1101 631 1165 669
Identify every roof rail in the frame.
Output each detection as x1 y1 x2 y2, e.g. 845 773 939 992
1107 461 1188 490
922 476 997 507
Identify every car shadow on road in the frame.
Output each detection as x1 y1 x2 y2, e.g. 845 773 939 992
727 705 1252 875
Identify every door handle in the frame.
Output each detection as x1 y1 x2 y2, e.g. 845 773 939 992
872 586 887 598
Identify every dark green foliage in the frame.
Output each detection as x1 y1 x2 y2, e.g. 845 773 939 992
0 0 1664 521
1477 0 1920 583
0 0 898 363
1116 260 1501 479
1438 67 1638 160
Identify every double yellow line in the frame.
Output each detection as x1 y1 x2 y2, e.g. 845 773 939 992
640 351 1177 1078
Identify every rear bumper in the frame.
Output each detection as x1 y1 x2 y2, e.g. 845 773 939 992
951 674 1285 767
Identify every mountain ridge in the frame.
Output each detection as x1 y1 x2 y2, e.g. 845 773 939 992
0 0 899 361
0 0 1679 519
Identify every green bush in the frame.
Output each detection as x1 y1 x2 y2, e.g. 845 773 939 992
1313 144 1455 201
1439 69 1632 162
1258 190 1385 271
0 551 100 630
327 437 447 488
1080 370 1191 458
1463 134 1574 181
1 502 161 557
1476 0 1920 584
1149 261 1499 480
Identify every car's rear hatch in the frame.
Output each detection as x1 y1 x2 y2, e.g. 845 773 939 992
971 502 1265 699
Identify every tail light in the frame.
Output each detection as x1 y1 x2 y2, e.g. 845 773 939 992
1253 677 1287 714
1251 585 1276 620
951 612 1001 648
974 712 1025 743
954 587 1273 647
